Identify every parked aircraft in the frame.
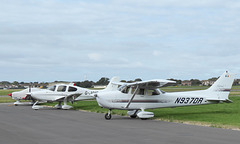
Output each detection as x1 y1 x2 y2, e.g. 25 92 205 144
8 88 43 106
30 77 120 110
95 71 235 120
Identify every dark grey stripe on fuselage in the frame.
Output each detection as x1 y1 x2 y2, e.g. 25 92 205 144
112 100 170 103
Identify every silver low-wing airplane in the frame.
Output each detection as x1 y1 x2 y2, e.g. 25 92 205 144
95 71 235 120
8 88 43 106
30 77 120 110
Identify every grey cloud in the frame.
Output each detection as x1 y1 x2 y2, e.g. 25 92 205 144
1 0 240 81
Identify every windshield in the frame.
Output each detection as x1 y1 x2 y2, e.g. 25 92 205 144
118 84 127 92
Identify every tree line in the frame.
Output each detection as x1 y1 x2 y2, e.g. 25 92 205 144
1 76 239 89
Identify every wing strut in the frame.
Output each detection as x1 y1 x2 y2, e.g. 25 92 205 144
125 85 139 108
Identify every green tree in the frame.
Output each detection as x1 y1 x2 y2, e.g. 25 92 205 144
13 81 19 86
190 79 201 86
95 77 109 85
134 78 142 82
75 80 94 88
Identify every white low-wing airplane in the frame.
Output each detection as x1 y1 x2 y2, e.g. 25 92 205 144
30 77 120 110
8 88 43 106
95 71 235 120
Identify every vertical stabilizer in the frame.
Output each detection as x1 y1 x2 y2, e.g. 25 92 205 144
103 76 120 91
207 71 235 100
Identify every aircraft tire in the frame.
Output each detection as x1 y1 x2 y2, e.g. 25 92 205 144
130 115 137 118
141 118 148 120
14 104 18 106
105 113 112 120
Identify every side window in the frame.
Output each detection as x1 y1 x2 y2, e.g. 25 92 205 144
48 85 56 91
138 88 145 95
131 87 136 94
68 86 77 92
57 86 67 92
147 89 160 96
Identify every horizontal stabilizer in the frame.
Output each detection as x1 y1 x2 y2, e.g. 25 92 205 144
206 98 233 103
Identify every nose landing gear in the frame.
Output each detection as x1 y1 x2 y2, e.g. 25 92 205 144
105 109 112 120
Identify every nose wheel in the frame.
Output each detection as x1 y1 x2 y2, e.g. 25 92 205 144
105 109 112 120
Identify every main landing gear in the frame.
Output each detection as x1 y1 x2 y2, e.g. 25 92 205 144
105 109 112 120
127 110 139 119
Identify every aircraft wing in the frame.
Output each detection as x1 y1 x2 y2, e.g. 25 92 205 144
113 79 176 88
54 93 82 101
115 79 176 108
45 96 66 101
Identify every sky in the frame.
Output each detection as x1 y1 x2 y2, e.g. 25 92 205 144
0 0 240 82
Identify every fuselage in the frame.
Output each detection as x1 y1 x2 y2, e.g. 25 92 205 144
31 84 97 102
96 88 219 110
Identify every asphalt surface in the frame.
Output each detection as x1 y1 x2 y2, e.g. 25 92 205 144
0 103 239 144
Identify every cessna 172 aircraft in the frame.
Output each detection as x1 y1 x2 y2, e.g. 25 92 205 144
8 88 43 106
95 71 235 120
30 77 120 110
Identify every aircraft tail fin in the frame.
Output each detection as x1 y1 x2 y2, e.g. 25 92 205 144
206 71 235 101
103 76 120 91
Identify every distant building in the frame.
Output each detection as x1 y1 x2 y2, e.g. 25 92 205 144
201 80 215 86
93 85 107 89
181 80 192 86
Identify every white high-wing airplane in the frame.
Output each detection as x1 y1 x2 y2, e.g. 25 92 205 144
95 71 235 120
8 88 43 106
30 77 120 110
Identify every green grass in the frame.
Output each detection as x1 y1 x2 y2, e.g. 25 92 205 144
0 89 23 96
0 97 16 103
150 96 240 128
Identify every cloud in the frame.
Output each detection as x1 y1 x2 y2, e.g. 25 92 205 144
0 0 240 81
88 53 102 61
152 50 161 56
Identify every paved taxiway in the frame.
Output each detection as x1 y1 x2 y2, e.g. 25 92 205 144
0 103 239 144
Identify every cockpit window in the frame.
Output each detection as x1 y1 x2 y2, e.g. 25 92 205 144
118 84 127 92
57 86 67 92
147 89 160 96
137 88 145 95
47 85 56 91
122 86 130 94
68 86 77 92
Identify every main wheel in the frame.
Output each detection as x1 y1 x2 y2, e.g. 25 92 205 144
141 118 148 120
130 115 137 118
105 113 112 120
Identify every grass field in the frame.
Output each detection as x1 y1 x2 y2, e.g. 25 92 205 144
0 97 16 103
1 86 240 129
0 89 22 96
